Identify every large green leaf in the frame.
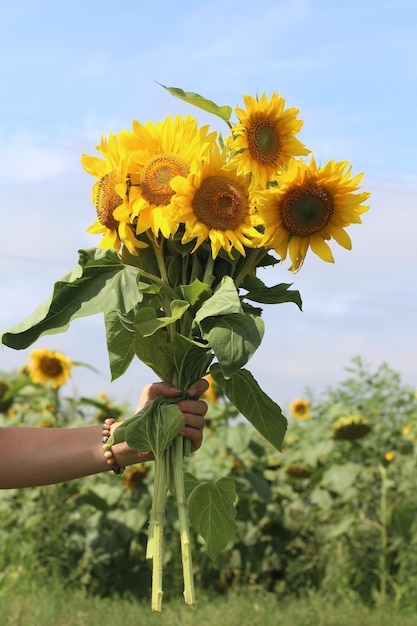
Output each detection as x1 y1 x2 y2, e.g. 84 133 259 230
1 248 142 349
158 83 232 125
242 275 303 309
194 276 263 376
321 462 361 495
199 313 264 378
133 308 173 382
194 276 242 322
181 278 212 307
104 310 136 380
133 306 213 386
210 364 287 451
157 333 214 391
135 300 190 337
185 473 237 560
108 396 185 458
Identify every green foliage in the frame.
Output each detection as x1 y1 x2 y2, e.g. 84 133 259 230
185 474 237 560
156 82 233 125
3 354 417 608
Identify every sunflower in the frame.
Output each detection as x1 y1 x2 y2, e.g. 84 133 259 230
124 465 149 490
289 398 310 420
225 92 310 189
257 156 371 271
170 144 262 259
27 348 73 389
202 374 218 403
285 464 312 479
81 132 145 255
119 115 217 239
0 381 13 413
332 414 371 441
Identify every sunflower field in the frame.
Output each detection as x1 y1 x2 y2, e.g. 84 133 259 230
1 353 417 608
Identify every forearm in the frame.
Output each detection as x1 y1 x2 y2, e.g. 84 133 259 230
0 425 136 489
0 381 207 489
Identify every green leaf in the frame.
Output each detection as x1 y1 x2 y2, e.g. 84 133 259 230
133 308 173 382
195 276 242 323
157 333 214 390
194 277 264 375
121 242 159 275
181 278 212 307
210 364 287 451
242 275 303 309
199 313 264 377
157 82 232 124
185 473 237 560
326 515 356 539
109 396 185 458
321 462 361 495
390 503 415 536
136 300 190 337
1 248 142 350
104 310 136 380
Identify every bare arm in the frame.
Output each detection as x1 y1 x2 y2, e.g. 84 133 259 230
0 380 208 489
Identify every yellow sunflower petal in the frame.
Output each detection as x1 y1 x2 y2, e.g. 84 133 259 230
255 155 370 270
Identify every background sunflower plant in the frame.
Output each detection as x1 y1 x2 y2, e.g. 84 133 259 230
0 84 369 611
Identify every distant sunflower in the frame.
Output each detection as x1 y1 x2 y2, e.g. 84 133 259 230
332 414 371 441
0 381 13 413
120 115 217 239
289 398 310 420
257 156 371 271
285 464 312 479
27 348 73 389
170 145 262 259
81 132 145 255
38 416 56 428
225 92 310 188
124 465 149 490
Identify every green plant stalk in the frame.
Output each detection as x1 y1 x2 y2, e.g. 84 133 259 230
233 247 268 288
379 465 388 604
147 455 168 612
171 434 195 606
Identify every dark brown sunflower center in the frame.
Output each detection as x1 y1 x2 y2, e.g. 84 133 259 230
280 183 334 236
141 153 189 205
247 119 282 165
95 171 120 230
294 403 308 415
40 357 63 378
192 176 248 230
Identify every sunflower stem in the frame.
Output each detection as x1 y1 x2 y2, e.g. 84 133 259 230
202 254 215 287
151 238 170 284
233 248 268 289
171 435 195 606
148 454 168 612
138 269 177 297
150 238 177 341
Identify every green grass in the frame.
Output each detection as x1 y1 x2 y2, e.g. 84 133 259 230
1 582 417 626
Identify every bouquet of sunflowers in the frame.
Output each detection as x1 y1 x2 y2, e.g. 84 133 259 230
1 84 370 611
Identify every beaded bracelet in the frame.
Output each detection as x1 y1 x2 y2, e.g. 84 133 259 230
102 417 125 475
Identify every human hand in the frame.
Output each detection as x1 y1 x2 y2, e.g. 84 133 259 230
136 379 209 452
111 379 209 467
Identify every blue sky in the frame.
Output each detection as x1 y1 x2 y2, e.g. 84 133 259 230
1 0 416 411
